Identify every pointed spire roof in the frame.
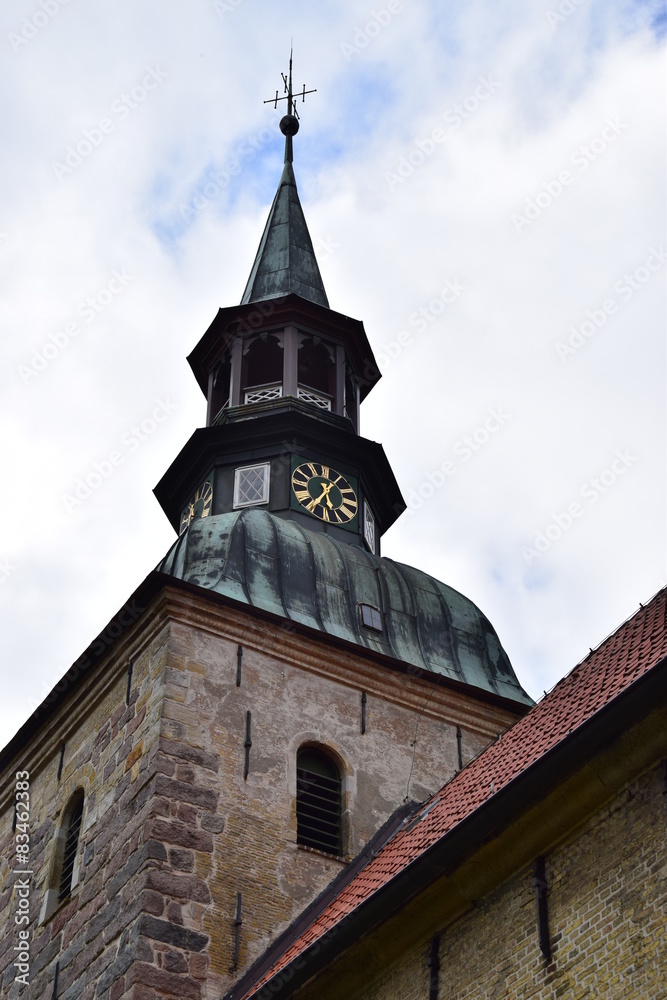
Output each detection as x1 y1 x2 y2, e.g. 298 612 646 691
241 54 329 309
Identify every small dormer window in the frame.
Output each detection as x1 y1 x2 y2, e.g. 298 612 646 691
234 463 270 508
360 604 382 631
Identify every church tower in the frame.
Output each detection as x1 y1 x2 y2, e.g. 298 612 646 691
0 59 531 1000
153 60 403 559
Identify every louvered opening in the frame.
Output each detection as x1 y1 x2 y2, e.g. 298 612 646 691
58 793 84 903
296 748 342 856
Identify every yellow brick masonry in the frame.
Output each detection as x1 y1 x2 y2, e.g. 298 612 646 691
327 764 667 1000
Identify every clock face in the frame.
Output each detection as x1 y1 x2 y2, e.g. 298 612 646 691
291 462 358 524
179 480 213 534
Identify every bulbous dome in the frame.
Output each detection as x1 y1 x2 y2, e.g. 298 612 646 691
156 508 532 707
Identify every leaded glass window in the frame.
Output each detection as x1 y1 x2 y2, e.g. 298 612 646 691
233 463 270 508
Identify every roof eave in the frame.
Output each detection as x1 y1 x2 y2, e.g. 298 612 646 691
186 297 381 401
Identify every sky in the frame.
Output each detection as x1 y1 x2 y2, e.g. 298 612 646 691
0 0 665 749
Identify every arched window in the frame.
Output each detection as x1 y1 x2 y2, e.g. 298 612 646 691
242 335 283 403
58 790 84 903
210 355 231 422
297 338 334 410
296 747 342 855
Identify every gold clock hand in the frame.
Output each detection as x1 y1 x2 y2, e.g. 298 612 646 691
320 482 335 508
309 483 330 508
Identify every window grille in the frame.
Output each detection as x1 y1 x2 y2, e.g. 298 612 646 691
233 463 270 508
244 383 282 405
296 748 342 855
361 604 383 631
58 793 84 903
297 385 332 410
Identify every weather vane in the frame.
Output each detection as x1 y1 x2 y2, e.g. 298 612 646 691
263 48 316 148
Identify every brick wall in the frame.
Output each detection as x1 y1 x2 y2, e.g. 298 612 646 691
334 764 667 1000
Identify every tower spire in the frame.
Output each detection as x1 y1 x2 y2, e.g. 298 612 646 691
242 53 327 307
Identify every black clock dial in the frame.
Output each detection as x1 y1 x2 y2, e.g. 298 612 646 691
179 481 213 534
291 463 358 523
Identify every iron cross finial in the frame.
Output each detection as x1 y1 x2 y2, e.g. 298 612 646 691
263 48 316 124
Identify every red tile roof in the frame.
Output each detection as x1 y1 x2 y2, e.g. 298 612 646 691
241 587 667 997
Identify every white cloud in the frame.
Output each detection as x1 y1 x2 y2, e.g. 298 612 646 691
0 0 664 747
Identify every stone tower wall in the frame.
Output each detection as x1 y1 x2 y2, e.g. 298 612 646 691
0 585 522 1000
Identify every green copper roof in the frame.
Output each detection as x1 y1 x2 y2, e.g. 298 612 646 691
240 158 329 308
156 508 532 707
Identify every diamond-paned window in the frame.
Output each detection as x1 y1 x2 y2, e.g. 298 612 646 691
363 500 376 554
233 463 270 508
360 604 383 632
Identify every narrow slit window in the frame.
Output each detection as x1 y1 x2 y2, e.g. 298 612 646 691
58 792 84 903
296 748 342 856
363 500 376 554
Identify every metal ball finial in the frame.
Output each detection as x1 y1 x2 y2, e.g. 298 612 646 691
280 114 300 137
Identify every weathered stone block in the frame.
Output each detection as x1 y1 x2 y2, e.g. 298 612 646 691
145 869 211 903
189 953 208 980
137 916 209 953
163 949 188 973
129 960 202 999
168 848 195 872
141 890 165 917
157 738 219 773
176 803 197 826
85 896 121 944
146 818 213 854
110 977 126 1000
200 813 225 834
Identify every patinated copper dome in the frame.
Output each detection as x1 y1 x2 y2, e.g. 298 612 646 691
157 508 532 707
